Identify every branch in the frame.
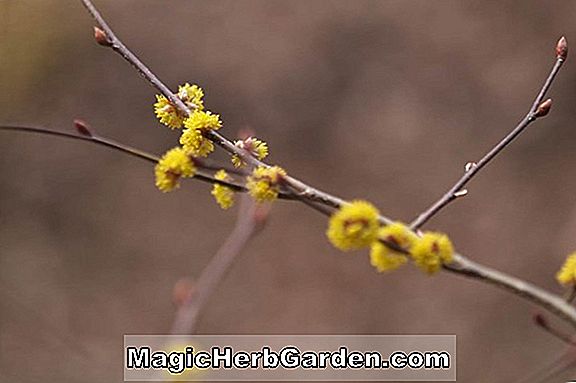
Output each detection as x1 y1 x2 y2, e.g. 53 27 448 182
444 254 576 328
79 0 388 223
533 312 576 346
170 195 268 334
410 37 567 230
76 1 576 330
0 124 249 192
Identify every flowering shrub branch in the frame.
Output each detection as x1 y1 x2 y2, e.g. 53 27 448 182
82 0 576 329
410 37 566 230
3 0 576 336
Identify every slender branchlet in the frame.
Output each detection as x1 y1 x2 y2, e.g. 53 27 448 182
533 312 576 346
171 195 268 334
410 38 567 231
0 124 249 193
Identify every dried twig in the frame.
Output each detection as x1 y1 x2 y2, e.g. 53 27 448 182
171 195 268 334
410 37 567 230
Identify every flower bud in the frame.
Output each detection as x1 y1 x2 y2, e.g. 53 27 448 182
73 119 93 137
534 98 552 118
556 36 568 61
94 26 112 47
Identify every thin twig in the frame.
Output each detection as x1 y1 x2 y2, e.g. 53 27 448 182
534 312 576 346
170 195 268 334
0 124 247 192
410 41 566 230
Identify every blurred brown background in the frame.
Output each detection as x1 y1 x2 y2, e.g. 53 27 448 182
2 1 576 382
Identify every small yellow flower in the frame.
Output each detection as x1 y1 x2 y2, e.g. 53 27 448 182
180 128 215 157
154 95 185 129
370 244 407 272
370 222 417 272
557 252 576 286
154 147 196 192
246 166 286 202
326 200 380 251
183 110 222 131
154 83 205 129
411 232 454 275
177 83 204 111
231 137 269 168
211 170 235 209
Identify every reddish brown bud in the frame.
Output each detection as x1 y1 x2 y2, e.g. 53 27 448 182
556 36 568 61
533 312 549 329
172 278 196 307
73 119 93 137
534 98 553 118
94 26 112 47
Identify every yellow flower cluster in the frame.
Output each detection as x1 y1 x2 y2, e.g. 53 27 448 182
179 125 214 158
411 232 454 274
154 147 196 192
177 83 205 111
246 166 286 202
153 83 222 158
557 252 576 286
211 170 235 209
154 95 185 129
370 222 417 272
153 82 245 197
183 109 222 131
326 200 380 251
154 83 205 129
326 201 454 275
180 110 222 157
152 82 283 207
231 137 269 168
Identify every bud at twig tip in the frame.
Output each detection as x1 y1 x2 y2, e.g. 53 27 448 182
534 98 553 118
73 119 93 137
94 26 112 47
556 36 568 61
